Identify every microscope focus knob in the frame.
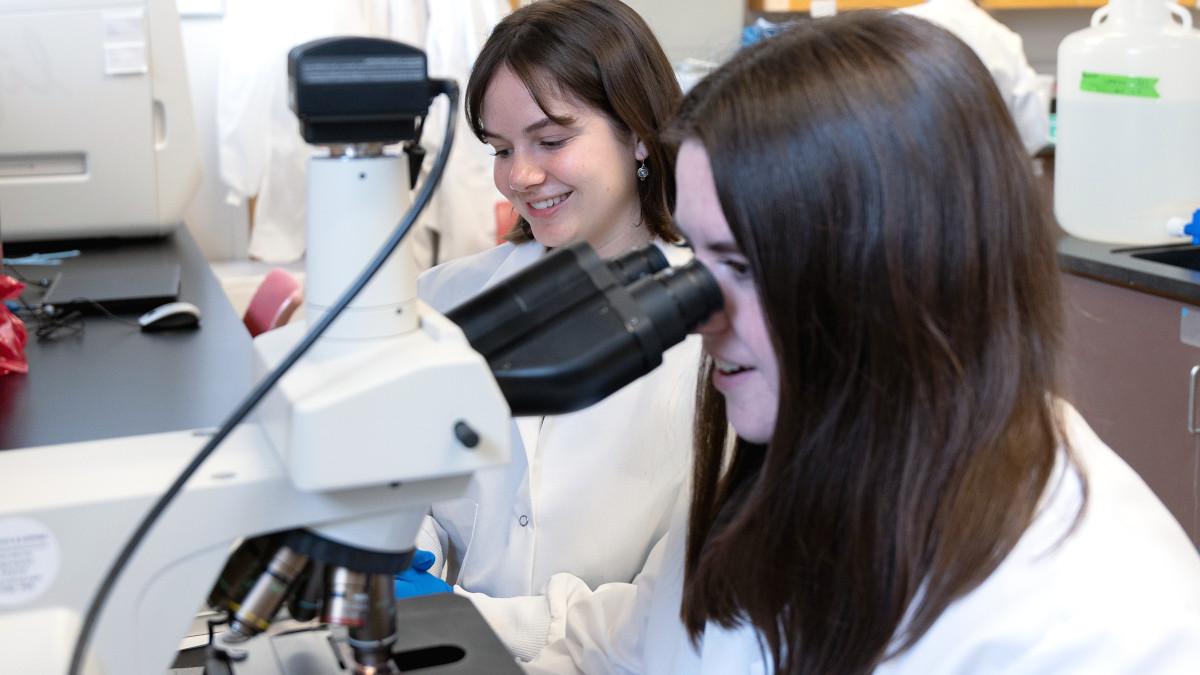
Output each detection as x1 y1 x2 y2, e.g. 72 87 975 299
453 421 480 449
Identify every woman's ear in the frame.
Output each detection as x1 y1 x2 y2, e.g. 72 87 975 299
635 140 648 162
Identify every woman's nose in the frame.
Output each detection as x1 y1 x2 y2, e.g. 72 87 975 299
506 154 544 193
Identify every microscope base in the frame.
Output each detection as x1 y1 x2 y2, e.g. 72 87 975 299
205 594 521 674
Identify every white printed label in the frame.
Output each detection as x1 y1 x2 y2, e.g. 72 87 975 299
0 518 59 607
104 43 149 75
103 9 148 75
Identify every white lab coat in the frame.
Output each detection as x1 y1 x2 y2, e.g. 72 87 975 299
416 240 703 662
217 0 507 264
527 403 1200 674
409 0 512 269
900 0 1050 155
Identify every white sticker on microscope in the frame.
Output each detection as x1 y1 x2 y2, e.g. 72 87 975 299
0 517 60 607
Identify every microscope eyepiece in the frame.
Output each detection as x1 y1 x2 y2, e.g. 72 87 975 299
604 246 669 286
627 260 723 350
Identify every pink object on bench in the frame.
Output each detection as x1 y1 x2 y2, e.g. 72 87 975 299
243 268 302 337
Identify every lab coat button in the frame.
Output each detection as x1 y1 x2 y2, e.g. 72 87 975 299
518 515 529 527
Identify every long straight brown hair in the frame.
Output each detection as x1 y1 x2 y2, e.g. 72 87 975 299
671 13 1076 674
464 0 682 243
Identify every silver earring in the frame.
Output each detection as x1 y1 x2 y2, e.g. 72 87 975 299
637 160 649 182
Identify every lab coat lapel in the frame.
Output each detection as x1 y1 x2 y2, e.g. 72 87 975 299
490 241 546 464
480 241 546 293
514 416 541 464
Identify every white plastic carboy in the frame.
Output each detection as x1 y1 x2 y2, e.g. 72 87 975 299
1054 0 1200 245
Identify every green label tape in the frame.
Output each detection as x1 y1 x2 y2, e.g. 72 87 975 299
1080 71 1160 99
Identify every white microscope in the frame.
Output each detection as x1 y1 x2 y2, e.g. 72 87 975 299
0 37 721 675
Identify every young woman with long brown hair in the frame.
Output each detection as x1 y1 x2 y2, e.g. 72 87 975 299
529 12 1200 674
404 0 702 663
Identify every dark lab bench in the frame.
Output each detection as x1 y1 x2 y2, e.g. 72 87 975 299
0 227 253 450
1058 234 1200 547
1059 236 1200 305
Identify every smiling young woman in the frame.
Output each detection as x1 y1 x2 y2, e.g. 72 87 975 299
476 64 650 255
465 0 681 256
408 0 703 664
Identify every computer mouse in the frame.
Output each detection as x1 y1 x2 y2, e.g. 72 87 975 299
138 301 201 332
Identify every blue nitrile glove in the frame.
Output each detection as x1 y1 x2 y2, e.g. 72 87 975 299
394 548 451 598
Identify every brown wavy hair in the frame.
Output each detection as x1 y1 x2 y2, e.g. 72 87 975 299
670 13 1077 674
465 0 681 243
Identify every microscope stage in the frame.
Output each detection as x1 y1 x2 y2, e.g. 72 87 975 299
205 594 521 674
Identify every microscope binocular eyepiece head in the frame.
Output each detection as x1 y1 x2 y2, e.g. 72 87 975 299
445 242 722 416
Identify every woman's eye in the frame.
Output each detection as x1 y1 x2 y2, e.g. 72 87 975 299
490 147 512 159
723 259 751 277
539 138 568 149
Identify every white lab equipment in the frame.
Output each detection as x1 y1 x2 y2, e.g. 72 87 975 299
0 0 200 242
0 35 722 674
1055 0 1200 245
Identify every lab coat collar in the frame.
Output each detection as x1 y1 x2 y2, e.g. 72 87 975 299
479 241 548 294
514 416 543 464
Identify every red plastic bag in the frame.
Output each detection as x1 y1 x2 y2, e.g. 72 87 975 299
0 273 28 375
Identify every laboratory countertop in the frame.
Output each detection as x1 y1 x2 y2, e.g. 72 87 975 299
1 229 1191 449
0 228 254 451
1057 235 1200 306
